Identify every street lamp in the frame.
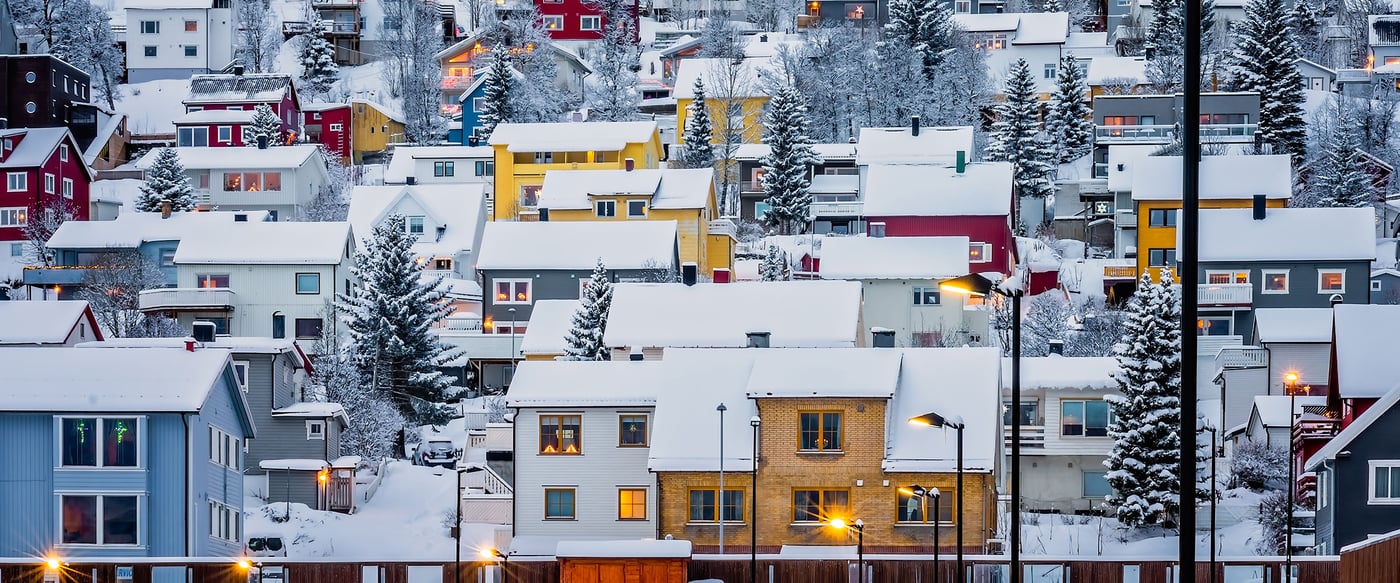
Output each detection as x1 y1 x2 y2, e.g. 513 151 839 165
508 306 518 385
1283 372 1306 583
454 467 469 583
481 548 509 583
903 486 943 583
939 272 1023 582
910 411 967 581
717 402 728 555
1203 424 1218 583
750 415 761 583
829 518 865 583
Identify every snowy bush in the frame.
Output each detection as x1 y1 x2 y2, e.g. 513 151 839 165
1230 441 1289 491
1256 490 1305 555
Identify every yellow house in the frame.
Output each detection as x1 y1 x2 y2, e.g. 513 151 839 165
537 167 734 277
349 99 406 163
1130 154 1293 281
673 57 771 146
488 121 664 222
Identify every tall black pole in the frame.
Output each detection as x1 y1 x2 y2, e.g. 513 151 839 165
454 469 462 583
956 425 965 582
1181 0 1202 574
1010 291 1022 583
751 420 759 583
1209 428 1217 583
933 491 941 583
1287 391 1296 583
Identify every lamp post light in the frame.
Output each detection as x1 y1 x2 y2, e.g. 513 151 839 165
939 272 1022 582
905 485 943 583
830 518 865 583
1283 372 1303 583
909 411 966 582
482 548 509 583
750 415 761 583
717 402 727 555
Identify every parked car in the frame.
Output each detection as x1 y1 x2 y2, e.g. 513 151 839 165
415 439 461 467
245 533 287 557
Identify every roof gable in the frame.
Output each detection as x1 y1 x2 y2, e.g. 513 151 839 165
1306 383 1400 471
0 347 234 413
1332 304 1400 399
0 300 103 345
0 128 94 181
475 221 678 270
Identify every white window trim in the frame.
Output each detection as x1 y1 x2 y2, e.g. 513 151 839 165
43 173 55 194
8 172 28 192
1373 280 1384 292
405 216 426 236
0 206 27 227
329 123 343 132
596 199 616 218
969 242 992 263
208 425 240 469
209 499 240 543
59 144 69 162
542 15 565 30
217 126 232 143
55 493 144 548
580 15 601 31
1318 269 1346 294
232 361 250 392
306 420 326 440
1261 269 1290 294
62 178 73 199
1369 459 1400 505
55 416 146 469
626 199 647 218
1205 269 1249 284
495 278 532 305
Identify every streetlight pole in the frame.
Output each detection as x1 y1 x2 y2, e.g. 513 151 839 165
1284 372 1299 583
454 468 466 583
909 412 967 583
830 518 865 583
507 307 517 385
932 488 941 583
750 415 761 583
718 402 727 555
1204 424 1218 583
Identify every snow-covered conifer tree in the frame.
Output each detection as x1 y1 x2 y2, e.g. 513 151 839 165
1104 270 1185 528
1145 0 1184 59
494 8 569 123
1231 0 1308 161
338 215 463 424
884 0 954 79
562 258 614 361
1311 112 1375 208
136 148 196 213
314 342 406 461
682 78 716 169
299 19 341 96
986 59 1055 200
49 0 124 109
1290 0 1323 63
478 44 514 137
759 245 791 281
1044 53 1094 164
587 0 642 121
759 85 819 236
246 103 283 147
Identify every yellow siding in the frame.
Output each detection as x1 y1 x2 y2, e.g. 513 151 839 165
541 186 732 277
491 135 664 221
350 103 405 163
1135 198 1289 281
676 97 769 145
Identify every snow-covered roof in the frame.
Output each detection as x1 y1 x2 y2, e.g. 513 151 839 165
1065 32 1110 51
172 109 256 125
1333 304 1400 399
746 349 903 398
488 122 658 152
951 13 1021 33
1306 383 1400 471
476 221 676 271
125 0 213 8
537 168 713 210
1131 155 1293 200
272 402 349 425
672 57 773 100
1188 208 1374 262
1005 356 1120 391
506 361 666 407
78 336 310 365
347 184 487 259
1086 56 1147 85
555 540 692 559
862 163 1013 217
173 221 352 264
1106 145 1161 192
1375 238 1398 270
1252 395 1328 428
46 210 272 249
604 281 862 349
818 236 971 280
0 127 77 169
185 73 292 104
88 178 143 207
517 299 581 356
733 143 859 161
0 347 234 412
885 347 1002 473
0 300 96 345
809 174 858 195
382 145 493 183
645 350 767 472
951 12 1068 43
134 145 321 170
856 126 974 165
1253 308 1334 344
259 459 329 471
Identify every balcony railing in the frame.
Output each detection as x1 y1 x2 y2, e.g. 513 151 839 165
1095 123 1259 144
1217 345 1267 369
1103 265 1138 279
138 287 236 312
22 266 94 286
1003 425 1046 448
1198 283 1253 306
810 200 864 218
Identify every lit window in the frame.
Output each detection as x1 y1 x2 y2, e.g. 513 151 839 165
495 279 531 304
896 487 954 524
619 415 648 446
792 489 848 522
969 243 992 263
539 415 582 454
798 412 842 451
60 417 139 467
545 488 576 519
1197 317 1232 336
1319 270 1346 293
196 274 230 288
542 15 564 30
1262 270 1289 293
618 488 647 520
61 495 139 545
1206 271 1248 284
185 20 198 32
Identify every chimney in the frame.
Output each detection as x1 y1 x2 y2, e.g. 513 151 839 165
955 150 967 174
538 207 550 221
681 263 697 286
629 347 645 361
233 65 245 76
234 213 248 222
1252 194 1267 220
0 118 7 129
911 115 921 137
624 158 635 172
746 331 771 348
870 222 886 238
161 200 172 219
406 176 416 185
192 321 217 343
760 34 768 42
185 339 197 352
257 134 268 149
713 267 731 283
1048 339 1064 355
871 328 895 348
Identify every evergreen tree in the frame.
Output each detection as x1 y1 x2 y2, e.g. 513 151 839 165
683 78 716 169
1311 112 1375 208
1104 270 1184 528
1040 0 1064 11
49 0 124 109
135 148 196 213
759 85 820 236
884 0 955 80
246 103 283 147
338 215 464 424
479 44 514 137
986 59 1055 199
1290 0 1323 63
313 339 406 461
759 245 791 281
562 258 614 361
587 0 642 121
1044 53 1094 164
1231 0 1308 161
1145 0 1184 59
299 19 341 96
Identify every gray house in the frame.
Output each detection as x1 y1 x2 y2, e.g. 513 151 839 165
1306 385 1400 554
1372 269 1400 304
1190 206 1375 344
1091 93 1260 180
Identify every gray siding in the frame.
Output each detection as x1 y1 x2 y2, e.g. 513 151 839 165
1324 403 1400 550
267 470 321 508
1372 273 1400 304
481 268 657 323
1198 260 1370 344
194 367 251 557
243 352 338 473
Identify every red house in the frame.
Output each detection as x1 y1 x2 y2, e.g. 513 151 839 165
0 127 93 244
860 161 1016 277
528 0 638 42
303 104 352 164
175 72 302 148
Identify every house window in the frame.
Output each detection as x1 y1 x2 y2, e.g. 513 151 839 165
160 248 176 268
474 161 495 176
329 123 343 132
60 417 139 467
1319 270 1346 293
520 184 542 208
913 287 940 305
209 500 239 542
433 258 453 270
974 33 1009 50
545 488 576 519
627 200 647 217
61 495 139 545
272 314 285 339
542 15 565 30
471 96 487 112
580 15 601 31
44 173 54 194
531 152 555 164
1061 400 1111 437
798 412 842 452
1371 461 1400 503
143 46 157 57
969 243 992 263
196 273 230 288
185 45 198 57
539 414 582 454
406 216 426 235
1373 280 1384 292
10 243 22 257
62 178 73 198
185 20 199 32
0 208 26 227
294 318 324 340
60 144 69 162
495 279 531 304
208 426 239 468
140 21 159 34
217 126 232 143
689 489 744 523
198 316 230 336
7 172 27 192
222 172 281 192
596 200 617 218
1147 249 1176 267
232 361 249 392
306 420 326 440
619 415 648 446
1198 316 1232 336
178 127 208 147
792 489 849 522
433 161 455 177
1004 400 1038 426
1206 271 1248 284
896 487 955 524
1148 208 1178 227
954 0 971 12
296 273 321 294
1083 471 1113 498
1262 270 1289 294
618 488 647 520
1044 63 1057 79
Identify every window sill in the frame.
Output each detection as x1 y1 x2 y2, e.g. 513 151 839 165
1368 498 1400 505
894 522 957 527
796 450 844 456
686 522 747 527
54 466 145 471
544 517 577 521
537 453 584 456
617 444 649 448
56 543 147 550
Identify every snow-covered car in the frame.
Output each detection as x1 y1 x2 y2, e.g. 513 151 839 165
245 533 287 557
415 439 460 467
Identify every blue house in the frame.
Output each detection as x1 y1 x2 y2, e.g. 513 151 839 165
458 68 522 145
0 346 255 558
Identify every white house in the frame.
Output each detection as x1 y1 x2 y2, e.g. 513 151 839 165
1243 394 1328 450
0 300 102 346
124 0 234 83
382 145 495 195
138 221 356 347
818 236 986 348
953 12 1071 95
347 183 488 285
506 360 666 540
134 145 331 221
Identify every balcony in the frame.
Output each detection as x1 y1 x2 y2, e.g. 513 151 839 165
1094 123 1259 144
1103 265 1138 280
1198 123 1260 143
138 288 236 312
1004 425 1046 448
810 200 864 218
1217 345 1267 369
1198 283 1252 306
22 266 94 286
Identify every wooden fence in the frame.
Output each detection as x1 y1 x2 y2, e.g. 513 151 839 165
1339 527 1400 583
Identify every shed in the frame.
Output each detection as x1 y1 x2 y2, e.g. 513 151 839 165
556 540 691 583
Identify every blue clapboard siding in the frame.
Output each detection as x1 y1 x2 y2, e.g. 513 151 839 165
0 413 56 557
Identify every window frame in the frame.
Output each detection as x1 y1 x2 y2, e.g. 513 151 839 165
58 494 142 547
1147 208 1178 228
0 207 26 227
209 499 240 543
618 414 648 447
306 420 326 440
7 172 28 192
184 19 199 32
44 173 55 194
1082 470 1112 498
688 488 745 524
791 488 850 523
580 15 602 31
627 200 647 218
433 161 455 177
596 200 617 218
58 416 143 469
140 20 159 34
184 45 198 57
295 272 322 295
1147 248 1177 267
60 144 69 162
494 278 533 305
208 425 240 469
969 242 992 263
62 178 73 199
896 486 956 525
1205 270 1248 284
1261 269 1290 294
797 411 844 452
544 488 577 519
1369 460 1400 504
913 286 941 306
1318 269 1346 294
329 123 343 132
217 126 232 143
539 414 583 455
406 215 426 236
232 361 250 392
541 15 565 31
143 46 157 58
1059 399 1113 438
1373 280 1384 292
618 488 647 520
1043 63 1057 79
196 273 230 288
294 318 324 340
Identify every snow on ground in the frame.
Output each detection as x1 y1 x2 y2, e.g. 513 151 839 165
1019 488 1269 557
119 79 192 135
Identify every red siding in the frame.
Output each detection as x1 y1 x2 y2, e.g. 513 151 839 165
183 91 304 148
865 215 1015 276
0 134 91 242
304 106 352 164
535 0 638 41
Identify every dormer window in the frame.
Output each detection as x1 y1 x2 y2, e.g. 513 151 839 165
406 216 425 236
596 200 616 218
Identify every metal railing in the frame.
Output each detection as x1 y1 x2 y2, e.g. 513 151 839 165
810 200 864 217
137 287 236 311
1003 425 1046 448
1103 265 1138 279
1198 283 1253 306
1217 345 1267 369
1095 123 1259 143
441 314 483 331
